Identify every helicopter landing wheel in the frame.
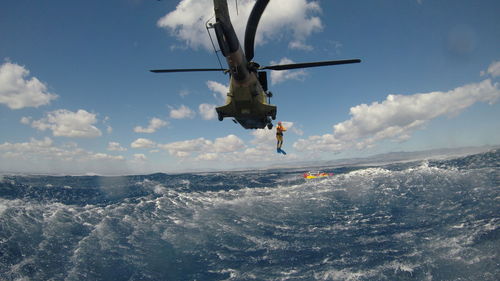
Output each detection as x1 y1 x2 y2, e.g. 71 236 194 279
267 119 273 129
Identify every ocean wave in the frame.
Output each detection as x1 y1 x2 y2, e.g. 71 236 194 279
1 150 498 280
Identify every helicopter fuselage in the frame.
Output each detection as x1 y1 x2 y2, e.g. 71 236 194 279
213 0 276 129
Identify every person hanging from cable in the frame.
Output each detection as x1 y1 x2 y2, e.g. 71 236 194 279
276 121 287 155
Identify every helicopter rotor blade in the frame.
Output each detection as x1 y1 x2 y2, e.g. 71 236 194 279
150 68 228 73
244 0 270 62
260 59 361 71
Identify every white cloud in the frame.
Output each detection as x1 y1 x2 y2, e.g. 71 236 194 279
250 128 276 147
245 129 277 161
270 58 307 85
29 109 102 138
213 134 245 152
20 116 31 125
90 153 125 161
158 137 211 158
0 137 53 153
196 152 218 161
158 134 244 158
199 103 217 120
326 40 343 55
134 117 168 133
207 80 229 103
0 62 58 109
103 116 113 134
0 138 124 162
155 128 299 164
294 79 500 152
131 138 156 149
107 142 127 152
134 154 147 161
157 0 215 50
288 40 313 51
169 104 196 119
0 137 127 175
157 0 322 52
481 60 500 78
179 89 190 97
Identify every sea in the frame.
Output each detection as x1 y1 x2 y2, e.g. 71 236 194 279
1 150 498 281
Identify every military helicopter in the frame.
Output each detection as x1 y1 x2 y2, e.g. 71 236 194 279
151 0 361 129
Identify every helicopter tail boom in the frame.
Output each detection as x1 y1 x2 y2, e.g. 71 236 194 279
213 0 252 83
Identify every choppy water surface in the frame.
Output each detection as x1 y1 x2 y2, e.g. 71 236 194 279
1 150 499 280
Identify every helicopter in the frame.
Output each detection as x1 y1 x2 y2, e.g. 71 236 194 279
151 0 361 129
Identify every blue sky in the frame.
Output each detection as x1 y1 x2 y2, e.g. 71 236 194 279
1 0 499 175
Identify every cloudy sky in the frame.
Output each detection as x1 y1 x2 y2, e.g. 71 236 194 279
1 0 499 175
